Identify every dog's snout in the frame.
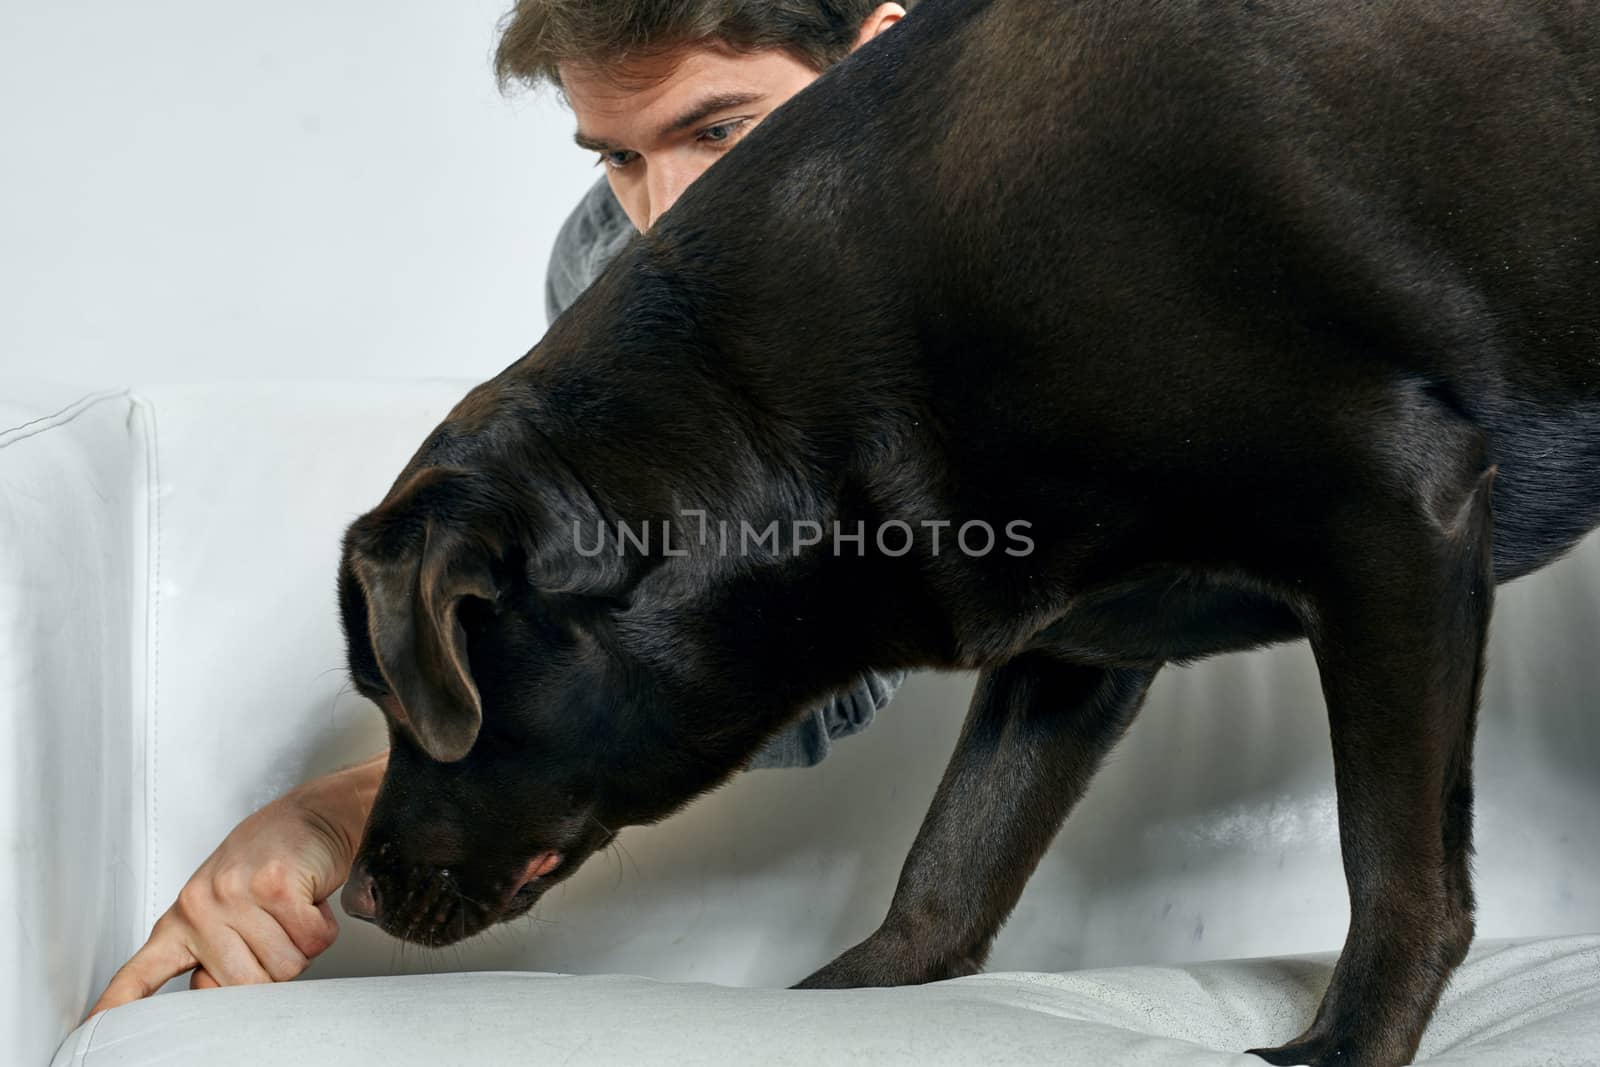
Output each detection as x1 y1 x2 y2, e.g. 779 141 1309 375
330 843 577 947
340 859 381 924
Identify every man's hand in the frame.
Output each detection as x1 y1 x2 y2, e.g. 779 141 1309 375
84 752 386 1021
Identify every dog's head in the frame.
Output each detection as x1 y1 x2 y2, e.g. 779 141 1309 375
331 386 853 946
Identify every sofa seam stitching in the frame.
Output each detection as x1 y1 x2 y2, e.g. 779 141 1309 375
0 388 130 451
66 1000 111 1064
132 395 164 938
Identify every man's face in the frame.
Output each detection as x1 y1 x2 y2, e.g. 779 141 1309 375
562 44 821 232
560 5 904 232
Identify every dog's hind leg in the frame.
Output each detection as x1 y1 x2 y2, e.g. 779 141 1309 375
792 656 1156 989
1249 466 1496 1067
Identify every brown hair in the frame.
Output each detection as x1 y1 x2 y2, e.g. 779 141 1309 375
494 1 909 91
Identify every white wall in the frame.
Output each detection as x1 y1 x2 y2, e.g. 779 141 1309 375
0 0 597 388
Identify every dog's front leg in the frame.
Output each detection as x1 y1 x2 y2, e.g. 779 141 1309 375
1250 469 1496 1067
794 655 1156 989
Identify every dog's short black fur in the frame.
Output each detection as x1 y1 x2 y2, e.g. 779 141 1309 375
335 2 1599 1063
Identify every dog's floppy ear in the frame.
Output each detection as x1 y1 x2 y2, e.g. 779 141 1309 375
346 468 499 763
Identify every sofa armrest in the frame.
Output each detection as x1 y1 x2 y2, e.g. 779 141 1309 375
1 383 150 1066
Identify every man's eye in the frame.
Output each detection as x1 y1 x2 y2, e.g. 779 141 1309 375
698 119 750 147
598 150 637 170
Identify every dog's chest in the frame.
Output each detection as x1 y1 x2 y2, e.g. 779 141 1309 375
1032 572 1304 667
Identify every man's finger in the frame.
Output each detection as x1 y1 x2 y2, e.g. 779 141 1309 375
188 921 277 987
85 933 199 1021
262 896 342 963
190 966 219 990
218 908 313 983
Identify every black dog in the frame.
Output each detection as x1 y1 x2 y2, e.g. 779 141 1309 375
335 1 1600 1064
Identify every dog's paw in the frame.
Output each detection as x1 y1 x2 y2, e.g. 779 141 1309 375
1247 1035 1387 1067
1245 1042 1319 1066
1247 1008 1422 1067
792 965 870 990
791 944 916 989
792 927 983 989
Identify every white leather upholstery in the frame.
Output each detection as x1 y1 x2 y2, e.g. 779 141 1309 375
49 938 1600 1066
5 379 1599 1065
3 383 149 1067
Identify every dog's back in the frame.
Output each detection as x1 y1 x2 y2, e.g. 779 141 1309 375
736 0 1600 578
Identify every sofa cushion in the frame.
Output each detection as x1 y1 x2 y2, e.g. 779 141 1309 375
54 936 1600 1066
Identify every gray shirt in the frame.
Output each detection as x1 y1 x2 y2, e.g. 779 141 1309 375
544 177 902 769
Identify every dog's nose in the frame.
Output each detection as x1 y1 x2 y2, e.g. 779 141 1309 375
340 859 381 924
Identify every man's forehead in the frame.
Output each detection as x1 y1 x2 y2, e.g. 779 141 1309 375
562 42 713 98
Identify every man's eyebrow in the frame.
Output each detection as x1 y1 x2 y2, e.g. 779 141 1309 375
574 129 622 153
573 90 765 155
661 90 765 136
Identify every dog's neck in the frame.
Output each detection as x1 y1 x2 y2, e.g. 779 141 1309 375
462 239 957 795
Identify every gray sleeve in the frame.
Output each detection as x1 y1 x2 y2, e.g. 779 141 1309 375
545 176 638 326
746 670 908 770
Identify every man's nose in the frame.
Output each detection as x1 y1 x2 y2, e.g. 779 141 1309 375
645 165 693 230
340 858 381 924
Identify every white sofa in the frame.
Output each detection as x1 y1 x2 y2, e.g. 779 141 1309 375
5 378 1598 1066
